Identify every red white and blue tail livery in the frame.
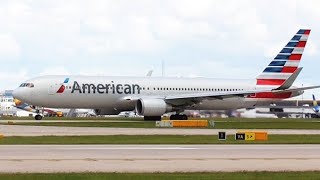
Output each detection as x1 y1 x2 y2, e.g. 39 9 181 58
256 29 310 87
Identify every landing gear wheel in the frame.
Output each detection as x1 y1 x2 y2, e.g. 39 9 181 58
170 114 176 120
35 114 43 120
144 116 161 121
170 114 188 120
182 114 188 120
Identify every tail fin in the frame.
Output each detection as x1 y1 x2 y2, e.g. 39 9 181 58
312 94 319 113
256 29 310 87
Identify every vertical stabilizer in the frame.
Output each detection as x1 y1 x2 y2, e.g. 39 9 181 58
256 29 310 88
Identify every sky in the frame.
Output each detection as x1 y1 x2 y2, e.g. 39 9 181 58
0 0 320 99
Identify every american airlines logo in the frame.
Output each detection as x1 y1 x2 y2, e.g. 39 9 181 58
71 81 141 94
56 78 69 93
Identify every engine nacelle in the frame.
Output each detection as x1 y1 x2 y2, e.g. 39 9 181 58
94 108 121 115
135 99 172 116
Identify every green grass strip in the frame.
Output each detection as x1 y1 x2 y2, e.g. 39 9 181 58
4 120 320 129
1 135 320 144
0 172 320 180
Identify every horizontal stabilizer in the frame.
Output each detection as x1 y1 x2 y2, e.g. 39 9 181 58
274 67 303 90
273 85 320 93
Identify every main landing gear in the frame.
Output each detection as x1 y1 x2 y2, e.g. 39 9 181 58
143 114 188 121
144 116 161 121
170 114 188 120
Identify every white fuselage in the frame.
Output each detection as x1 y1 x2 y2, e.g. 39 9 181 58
12 75 300 114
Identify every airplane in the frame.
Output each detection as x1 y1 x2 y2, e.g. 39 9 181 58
254 95 320 118
146 70 153 77
13 29 320 121
312 94 319 115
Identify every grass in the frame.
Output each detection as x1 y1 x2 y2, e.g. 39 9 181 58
0 172 320 180
1 121 156 128
0 116 145 121
1 135 320 144
3 118 320 129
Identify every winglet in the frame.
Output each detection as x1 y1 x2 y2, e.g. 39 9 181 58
274 67 303 90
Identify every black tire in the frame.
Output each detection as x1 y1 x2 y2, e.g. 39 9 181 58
170 114 188 120
35 115 42 120
182 114 188 120
170 114 177 120
144 116 161 121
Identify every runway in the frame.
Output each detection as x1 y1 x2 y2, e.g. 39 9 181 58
0 120 143 123
1 125 320 136
0 144 320 173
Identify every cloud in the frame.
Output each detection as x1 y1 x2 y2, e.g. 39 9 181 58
0 33 20 59
0 70 29 90
39 67 71 76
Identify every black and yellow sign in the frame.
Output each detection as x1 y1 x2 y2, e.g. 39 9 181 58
235 133 245 140
245 132 255 141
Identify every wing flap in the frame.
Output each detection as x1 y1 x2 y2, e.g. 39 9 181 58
164 89 272 106
164 85 320 106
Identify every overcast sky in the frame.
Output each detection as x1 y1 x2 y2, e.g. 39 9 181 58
1 0 320 99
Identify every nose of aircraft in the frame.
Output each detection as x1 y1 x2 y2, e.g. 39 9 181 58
12 88 24 101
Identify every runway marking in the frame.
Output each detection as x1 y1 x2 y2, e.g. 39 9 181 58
60 147 199 150
2 158 320 161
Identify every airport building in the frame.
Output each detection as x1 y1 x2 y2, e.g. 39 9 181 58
0 90 35 117
0 90 16 116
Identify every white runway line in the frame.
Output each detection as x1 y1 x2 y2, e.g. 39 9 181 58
0 144 320 173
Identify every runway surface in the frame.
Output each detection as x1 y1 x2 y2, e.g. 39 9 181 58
1 125 320 136
0 144 320 172
0 120 143 123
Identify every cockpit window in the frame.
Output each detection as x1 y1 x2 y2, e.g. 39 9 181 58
19 83 34 88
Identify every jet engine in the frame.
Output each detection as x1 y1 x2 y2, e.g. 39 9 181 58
135 98 172 116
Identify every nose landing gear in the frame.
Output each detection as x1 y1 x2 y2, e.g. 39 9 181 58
34 107 43 120
35 114 43 120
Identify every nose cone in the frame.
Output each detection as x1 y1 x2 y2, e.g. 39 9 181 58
12 88 26 102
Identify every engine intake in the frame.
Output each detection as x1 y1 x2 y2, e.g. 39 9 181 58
136 99 172 116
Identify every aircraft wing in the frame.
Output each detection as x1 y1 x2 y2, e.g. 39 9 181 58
164 85 320 106
164 89 270 106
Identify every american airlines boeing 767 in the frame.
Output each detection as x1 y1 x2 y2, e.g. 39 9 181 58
13 29 320 120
